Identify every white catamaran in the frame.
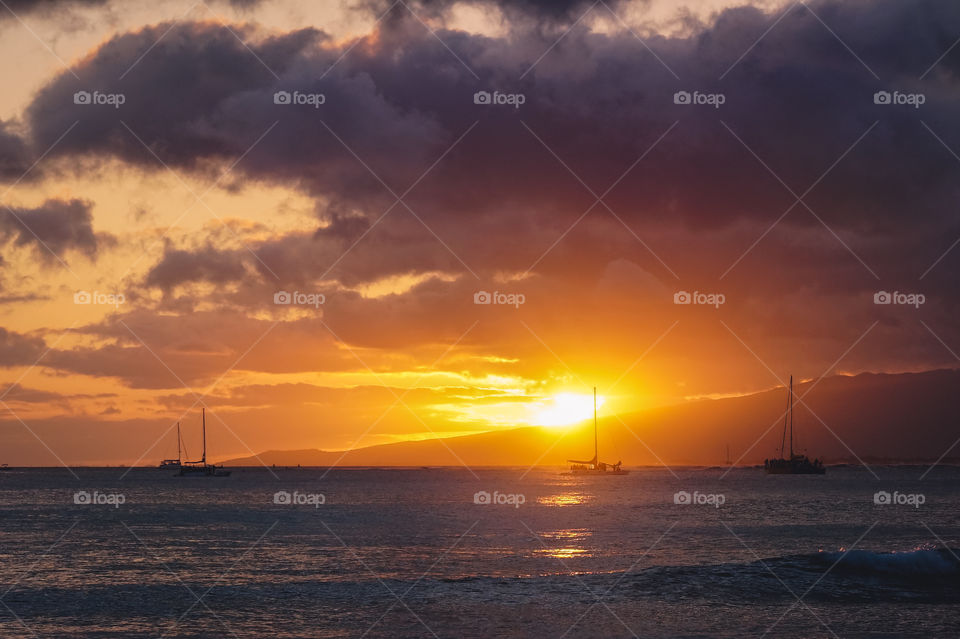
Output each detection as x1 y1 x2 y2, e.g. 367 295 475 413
566 388 628 475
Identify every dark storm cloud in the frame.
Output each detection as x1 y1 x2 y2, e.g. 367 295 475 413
26 0 960 232
0 383 66 403
144 242 250 291
0 0 108 18
26 24 322 168
0 383 115 404
16 0 960 320
0 121 31 181
42 309 362 388
361 0 635 22
0 0 260 20
26 20 443 203
0 199 102 261
0 328 45 366
138 204 640 297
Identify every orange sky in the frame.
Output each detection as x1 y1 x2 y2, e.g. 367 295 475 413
0 0 957 465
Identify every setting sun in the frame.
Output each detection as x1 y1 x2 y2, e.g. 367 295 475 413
532 393 605 427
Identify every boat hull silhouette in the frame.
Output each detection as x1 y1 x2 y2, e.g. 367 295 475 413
568 467 629 476
764 456 825 475
177 464 231 477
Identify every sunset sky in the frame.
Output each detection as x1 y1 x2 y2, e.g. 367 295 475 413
0 0 958 465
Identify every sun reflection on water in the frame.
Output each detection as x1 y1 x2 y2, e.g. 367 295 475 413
537 546 589 559
537 492 590 507
536 528 593 560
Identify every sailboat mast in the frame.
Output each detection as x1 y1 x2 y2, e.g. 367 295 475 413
788 375 793 459
202 408 206 464
780 380 788 458
177 422 181 463
593 387 598 464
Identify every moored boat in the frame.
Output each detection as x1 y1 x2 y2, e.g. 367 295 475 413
158 422 183 470
566 387 628 475
176 408 231 477
764 376 825 475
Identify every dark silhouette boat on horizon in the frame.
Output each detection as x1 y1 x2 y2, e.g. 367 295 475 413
566 387 628 475
158 421 183 470
764 375 825 475
176 408 231 477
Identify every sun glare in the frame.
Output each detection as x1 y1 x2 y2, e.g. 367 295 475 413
532 393 605 427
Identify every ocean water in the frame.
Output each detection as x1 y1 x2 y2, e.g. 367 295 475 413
0 465 958 638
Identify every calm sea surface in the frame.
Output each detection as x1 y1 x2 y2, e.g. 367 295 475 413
0 466 958 638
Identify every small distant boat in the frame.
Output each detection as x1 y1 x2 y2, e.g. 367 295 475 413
158 422 183 470
566 387 628 475
764 375 825 475
177 408 231 477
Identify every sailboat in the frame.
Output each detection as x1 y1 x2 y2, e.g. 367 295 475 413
566 388 628 475
764 375 825 475
177 408 231 477
158 422 183 470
